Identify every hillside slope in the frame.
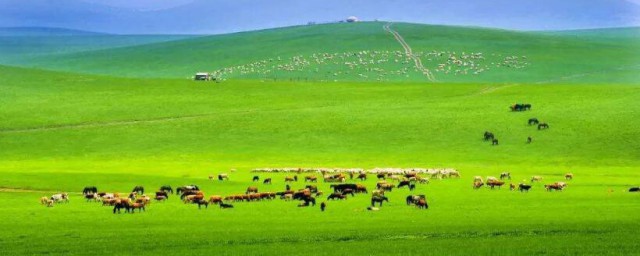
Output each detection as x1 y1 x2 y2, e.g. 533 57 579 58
9 22 640 84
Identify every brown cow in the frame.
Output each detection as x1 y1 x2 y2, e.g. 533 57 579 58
246 186 258 194
209 195 223 204
487 180 505 189
473 181 484 189
545 183 564 191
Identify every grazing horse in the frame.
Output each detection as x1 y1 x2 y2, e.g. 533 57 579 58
371 196 389 207
518 183 532 192
500 172 511 180
492 138 499 145
252 176 260 182
246 186 258 194
484 131 495 141
538 123 549 130
159 185 173 194
528 118 539 125
83 186 98 195
263 178 272 184
629 187 639 192
219 202 234 209
131 186 144 195
565 173 573 180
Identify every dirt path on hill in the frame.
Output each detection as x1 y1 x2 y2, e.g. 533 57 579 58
384 23 436 81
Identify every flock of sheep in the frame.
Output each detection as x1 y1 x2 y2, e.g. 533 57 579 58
209 50 529 81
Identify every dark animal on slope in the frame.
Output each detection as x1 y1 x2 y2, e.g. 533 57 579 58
305 176 317 182
176 185 198 195
263 178 272 184
129 202 145 213
302 196 316 206
82 186 98 195
246 186 258 194
218 174 229 181
132 186 144 195
492 138 499 145
252 176 259 182
377 173 386 180
487 180 505 189
84 193 99 202
371 196 389 207
545 184 563 191
341 189 355 197
357 173 367 181
409 184 416 191
155 191 169 199
528 118 539 125
320 202 326 211
305 185 318 193
538 123 549 130
355 184 368 194
406 195 425 205
484 131 495 141
195 199 209 209
416 199 428 209
113 201 131 214
331 184 357 193
398 181 411 189
500 172 511 180
629 187 639 192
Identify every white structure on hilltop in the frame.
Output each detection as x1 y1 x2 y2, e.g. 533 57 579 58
346 16 359 23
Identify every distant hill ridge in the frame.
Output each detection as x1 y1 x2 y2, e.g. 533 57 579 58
0 27 108 36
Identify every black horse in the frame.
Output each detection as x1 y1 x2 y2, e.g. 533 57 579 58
484 131 495 141
538 123 549 130
518 184 532 192
528 118 539 125
302 196 316 206
492 138 499 145
82 186 98 195
263 178 272 184
159 185 173 194
252 176 259 182
371 196 389 207
132 186 144 195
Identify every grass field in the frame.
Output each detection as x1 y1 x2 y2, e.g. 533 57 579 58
0 22 639 255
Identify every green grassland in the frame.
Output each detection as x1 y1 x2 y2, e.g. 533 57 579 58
0 22 639 255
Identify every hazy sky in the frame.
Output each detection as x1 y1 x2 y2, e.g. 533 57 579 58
1 0 638 34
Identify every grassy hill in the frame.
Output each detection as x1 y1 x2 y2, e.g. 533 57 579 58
0 65 639 255
5 22 639 84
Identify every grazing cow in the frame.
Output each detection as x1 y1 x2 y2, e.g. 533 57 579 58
371 196 389 207
50 193 69 203
40 197 54 207
518 183 532 192
416 199 428 209
565 173 573 180
357 173 367 181
305 175 317 182
209 195 222 204
252 176 260 182
545 183 563 191
83 186 98 195
131 186 144 195
531 176 543 182
406 195 425 205
398 181 411 189
263 178 272 184
176 185 198 195
448 171 460 178
528 118 539 125
472 181 483 189
484 131 495 141
102 198 119 206
84 193 99 202
418 177 430 184
159 185 173 194
327 193 346 200
377 183 395 191
509 183 516 191
500 172 511 180
355 184 368 194
487 180 505 189
195 200 209 209
246 186 258 194
538 123 549 130
129 202 145 213
302 196 316 206
282 194 293 201
112 201 130 214
527 136 532 144
492 138 499 145
330 184 357 193
486 176 498 183
629 187 639 192
155 191 169 199
320 202 326 211
473 176 484 183
220 203 234 209
555 182 568 188
218 174 229 181
341 189 355 197
409 184 416 191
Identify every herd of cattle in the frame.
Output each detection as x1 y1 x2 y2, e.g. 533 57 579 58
39 169 640 213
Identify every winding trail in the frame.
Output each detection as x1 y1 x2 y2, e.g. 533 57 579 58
384 23 436 81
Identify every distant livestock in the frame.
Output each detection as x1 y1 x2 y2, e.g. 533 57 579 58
510 103 531 111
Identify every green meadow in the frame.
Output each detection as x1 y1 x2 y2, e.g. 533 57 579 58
0 22 639 255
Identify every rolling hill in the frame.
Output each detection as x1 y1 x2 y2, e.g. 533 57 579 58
5 22 639 84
